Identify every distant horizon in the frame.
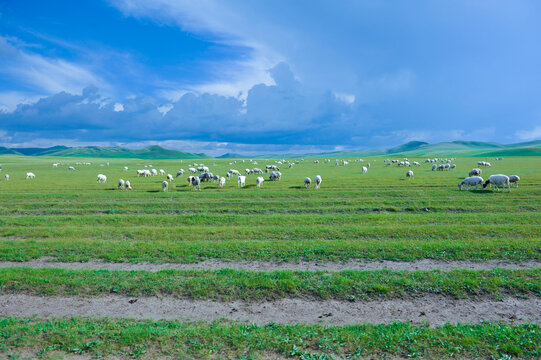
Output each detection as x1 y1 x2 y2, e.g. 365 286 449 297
1 139 540 158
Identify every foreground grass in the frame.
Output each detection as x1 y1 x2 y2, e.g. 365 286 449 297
1 267 540 300
1 317 540 359
1 238 540 263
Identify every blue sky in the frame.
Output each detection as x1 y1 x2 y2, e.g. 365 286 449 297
1 0 540 155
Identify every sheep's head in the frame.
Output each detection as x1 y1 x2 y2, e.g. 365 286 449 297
482 180 490 188
458 183 463 190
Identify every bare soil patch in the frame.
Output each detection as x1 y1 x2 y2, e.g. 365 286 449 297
1 294 539 326
1 258 540 272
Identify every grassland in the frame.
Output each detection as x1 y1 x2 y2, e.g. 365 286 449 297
0 154 539 358
2 318 540 359
1 267 540 300
0 155 539 263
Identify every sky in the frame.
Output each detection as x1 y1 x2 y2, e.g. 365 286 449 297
1 0 540 155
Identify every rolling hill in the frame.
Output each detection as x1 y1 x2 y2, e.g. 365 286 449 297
0 140 539 159
0 145 209 159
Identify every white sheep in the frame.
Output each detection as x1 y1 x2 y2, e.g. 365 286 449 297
432 164 437 171
162 180 168 192
124 166 129 171
118 179 125 189
159 169 165 175
191 176 201 191
4 174 9 181
256 176 264 188
314 175 322 189
362 166 368 174
508 175 520 187
125 180 132 190
304 177 311 188
219 177 226 189
26 172 36 179
52 163 58 168
406 170 414 180
68 166 75 171
238 175 246 188
151 169 158 176
469 168 482 177
458 176 484 190
167 174 174 182
189 167 197 173
97 174 107 183
483 174 511 192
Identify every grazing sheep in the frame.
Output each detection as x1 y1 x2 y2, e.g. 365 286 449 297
256 176 264 188
483 174 511 192
124 166 129 171
167 174 174 182
508 175 520 187
304 177 311 188
212 174 220 182
362 166 368 173
52 163 59 168
118 179 125 189
68 166 75 171
151 169 158 176
450 164 456 170
269 171 281 181
125 180 132 190
191 176 201 191
159 169 165 175
4 174 9 181
26 172 36 179
314 175 322 189
406 170 414 180
162 180 168 192
199 172 213 182
458 176 484 190
219 177 226 189
245 168 251 175
189 167 197 173
469 168 482 177
238 175 246 188
96 174 107 183
176 169 185 177
432 164 437 171
366 163 371 168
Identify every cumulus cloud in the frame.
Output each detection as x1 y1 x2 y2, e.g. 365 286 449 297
515 126 541 141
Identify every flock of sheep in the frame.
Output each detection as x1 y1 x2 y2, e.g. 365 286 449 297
3 156 521 193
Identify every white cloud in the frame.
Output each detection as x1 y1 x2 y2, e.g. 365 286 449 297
515 126 541 141
0 35 108 96
113 103 124 112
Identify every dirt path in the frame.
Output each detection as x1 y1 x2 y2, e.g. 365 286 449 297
1 258 540 272
1 294 539 326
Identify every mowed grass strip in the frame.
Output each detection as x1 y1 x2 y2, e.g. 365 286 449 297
1 238 539 263
1 268 540 300
1 317 539 359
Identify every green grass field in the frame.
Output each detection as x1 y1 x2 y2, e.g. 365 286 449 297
0 154 540 358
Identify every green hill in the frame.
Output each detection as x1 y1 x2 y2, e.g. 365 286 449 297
49 145 209 159
0 145 209 159
216 153 246 159
1 140 539 159
385 141 429 154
